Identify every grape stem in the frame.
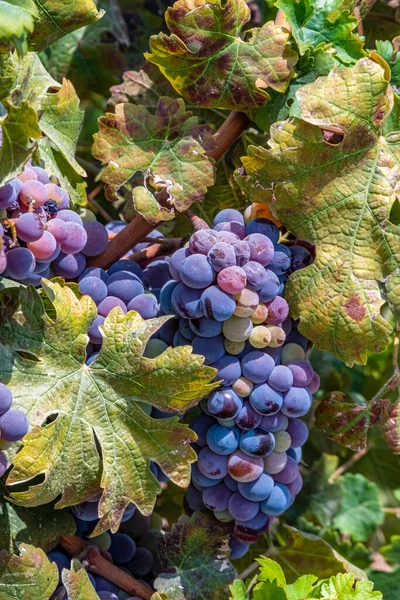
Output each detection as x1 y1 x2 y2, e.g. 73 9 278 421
87 110 250 269
59 534 153 600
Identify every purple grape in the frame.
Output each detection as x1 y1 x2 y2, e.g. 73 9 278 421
267 365 294 392
88 316 105 344
0 383 12 415
206 424 240 455
71 501 99 521
269 244 291 274
46 183 69 209
47 218 68 243
171 283 204 319
53 252 86 278
217 266 247 294
79 277 108 304
0 182 17 209
212 355 241 386
214 221 246 239
31 166 50 184
192 334 225 364
214 209 244 226
200 285 236 321
143 259 171 289
258 270 280 303
241 351 274 384
207 388 242 419
287 360 314 386
242 261 267 291
98 296 127 317
192 414 215 447
79 267 108 282
202 483 232 511
109 532 136 563
260 483 290 515
235 401 262 431
250 384 283 416
47 551 69 580
244 233 274 266
169 247 189 281
224 475 239 491
286 418 308 447
82 221 109 256
238 472 274 502
127 293 158 319
233 240 250 266
260 412 288 433
198 447 228 479
287 473 303 496
189 229 218 254
289 245 312 272
180 253 215 289
266 296 289 325
282 387 312 417
57 209 83 225
192 462 222 488
228 492 259 521
245 218 279 243
107 259 143 280
227 450 264 483
189 316 223 338
60 222 87 254
16 213 44 242
239 428 275 457
179 318 196 341
207 242 236 272
160 280 179 315
308 372 320 394
128 547 154 576
234 512 269 541
229 537 250 559
273 456 299 484
107 278 144 304
0 451 7 477
6 247 36 279
0 408 29 441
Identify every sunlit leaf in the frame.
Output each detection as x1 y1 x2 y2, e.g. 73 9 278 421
0 544 58 600
61 560 99 600
0 1 38 46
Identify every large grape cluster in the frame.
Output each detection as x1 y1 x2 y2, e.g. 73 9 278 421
0 384 29 477
160 208 319 559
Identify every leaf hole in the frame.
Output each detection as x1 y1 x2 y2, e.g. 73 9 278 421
389 198 400 225
15 350 41 362
322 129 344 145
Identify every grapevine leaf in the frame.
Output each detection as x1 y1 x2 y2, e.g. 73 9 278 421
381 535 400 566
61 560 99 600
0 282 217 535
229 580 249 600
145 0 298 111
368 568 400 600
108 63 177 108
285 575 318 600
375 40 400 85
318 572 382 599
256 557 286 587
0 543 58 600
27 0 103 53
37 139 87 208
133 186 175 224
379 401 400 454
39 79 85 176
155 512 235 600
41 0 129 101
315 392 387 451
238 58 400 365
270 527 367 582
275 0 365 64
0 1 38 45
252 579 287 600
92 97 216 220
9 52 60 110
0 482 75 553
333 474 384 542
0 101 41 186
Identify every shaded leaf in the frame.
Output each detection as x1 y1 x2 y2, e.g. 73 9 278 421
381 535 400 566
375 40 400 85
333 474 384 542
37 138 87 208
0 543 58 600
379 401 400 454
155 512 235 600
146 0 297 111
109 62 177 108
315 392 386 451
368 568 400 600
62 560 99 600
238 58 400 365
0 481 75 553
92 97 216 220
39 79 85 176
270 527 367 582
0 101 41 186
276 0 365 64
28 0 102 53
0 0 38 46
0 282 217 535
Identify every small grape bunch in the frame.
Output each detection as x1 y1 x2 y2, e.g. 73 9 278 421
159 208 318 559
0 383 29 477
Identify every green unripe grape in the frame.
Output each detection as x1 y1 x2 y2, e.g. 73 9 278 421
78 208 97 222
90 531 111 552
150 512 163 530
144 339 168 358
266 325 286 347
224 339 245 355
218 417 236 427
281 343 306 364
249 325 271 348
234 289 259 317
232 376 254 398
214 509 234 522
0 439 13 450
139 529 161 554
223 315 253 342
274 430 292 453
250 303 269 324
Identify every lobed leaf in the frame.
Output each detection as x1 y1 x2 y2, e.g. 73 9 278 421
0 543 58 600
0 282 217 535
145 0 297 111
92 97 216 221
318 572 382 599
238 58 400 365
155 511 235 600
61 560 99 600
0 0 38 46
381 535 400 566
368 569 400 600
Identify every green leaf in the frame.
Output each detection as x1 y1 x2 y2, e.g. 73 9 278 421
286 574 318 600
238 58 400 365
381 535 400 566
229 580 249 600
39 78 85 176
155 512 236 600
27 0 102 53
133 186 175 224
1 282 217 535
0 543 58 600
368 568 400 600
252 579 287 600
375 40 400 85
0 481 75 553
92 97 216 220
145 0 298 111
333 474 384 542
37 138 87 208
256 556 286 587
7 52 60 110
0 1 38 45
276 0 365 64
318 572 382 599
315 393 386 451
270 527 367 582
0 100 41 186
61 560 99 600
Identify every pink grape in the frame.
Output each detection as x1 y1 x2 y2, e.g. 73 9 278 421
46 218 68 243
18 167 37 182
60 222 87 254
46 183 69 209
20 180 48 207
27 230 57 260
245 233 274 266
217 266 247 294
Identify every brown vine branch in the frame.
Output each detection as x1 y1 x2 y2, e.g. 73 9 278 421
128 237 181 263
59 535 153 600
88 109 250 269
329 447 368 483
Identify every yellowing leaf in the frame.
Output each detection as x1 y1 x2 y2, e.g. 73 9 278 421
92 97 216 221
62 560 99 600
145 0 297 111
238 58 400 365
0 0 38 44
0 544 58 600
0 282 217 535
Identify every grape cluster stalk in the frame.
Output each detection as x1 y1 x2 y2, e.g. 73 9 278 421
158 207 319 559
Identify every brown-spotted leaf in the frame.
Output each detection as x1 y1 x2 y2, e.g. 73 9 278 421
155 512 235 600
62 560 99 600
0 281 217 535
315 392 386 451
92 97 216 221
108 63 177 108
380 401 400 454
145 0 297 111
238 58 400 365
0 543 58 600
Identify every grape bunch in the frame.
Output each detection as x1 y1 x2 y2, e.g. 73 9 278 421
159 208 318 559
0 383 29 477
0 164 109 284
48 494 165 600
